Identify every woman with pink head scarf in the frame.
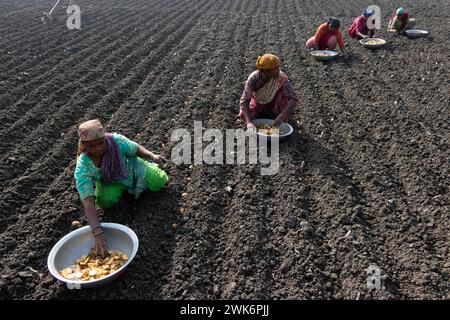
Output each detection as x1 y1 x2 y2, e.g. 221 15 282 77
74 119 169 257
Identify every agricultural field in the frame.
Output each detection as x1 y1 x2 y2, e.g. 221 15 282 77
0 0 448 299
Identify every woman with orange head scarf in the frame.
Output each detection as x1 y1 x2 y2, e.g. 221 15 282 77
239 53 298 130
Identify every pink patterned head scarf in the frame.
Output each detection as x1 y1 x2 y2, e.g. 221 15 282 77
77 119 128 183
77 119 105 142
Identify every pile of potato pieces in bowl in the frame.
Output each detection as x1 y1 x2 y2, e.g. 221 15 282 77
257 123 286 136
366 39 384 45
315 51 330 57
60 249 128 281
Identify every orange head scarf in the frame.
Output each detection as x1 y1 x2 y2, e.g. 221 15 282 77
255 54 280 71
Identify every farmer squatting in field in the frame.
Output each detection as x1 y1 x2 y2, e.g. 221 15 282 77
239 54 298 131
387 7 417 35
348 8 376 39
74 119 168 257
306 18 349 59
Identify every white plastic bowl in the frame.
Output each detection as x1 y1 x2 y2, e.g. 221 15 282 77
359 38 386 49
47 223 139 289
311 50 339 61
252 118 293 141
405 29 429 38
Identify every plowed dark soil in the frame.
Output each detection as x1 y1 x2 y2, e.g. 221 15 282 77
0 0 448 299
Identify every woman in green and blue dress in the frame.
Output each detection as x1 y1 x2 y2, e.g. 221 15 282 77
74 119 168 257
